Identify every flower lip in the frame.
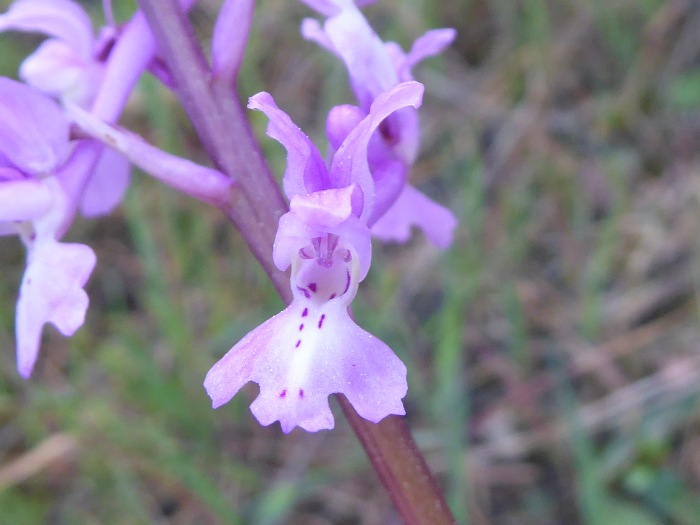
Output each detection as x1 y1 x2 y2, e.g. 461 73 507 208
13 176 96 378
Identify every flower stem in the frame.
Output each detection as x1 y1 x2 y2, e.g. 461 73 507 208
338 398 457 525
137 0 288 296
136 1 457 523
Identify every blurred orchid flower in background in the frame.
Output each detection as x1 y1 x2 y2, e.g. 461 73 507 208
0 0 114 106
301 0 457 247
0 0 131 218
0 78 96 378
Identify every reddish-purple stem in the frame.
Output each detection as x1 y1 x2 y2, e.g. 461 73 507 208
137 0 288 296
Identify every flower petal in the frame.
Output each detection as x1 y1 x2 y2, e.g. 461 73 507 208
365 155 407 226
397 28 456 82
289 185 355 229
0 0 94 60
0 179 53 221
0 77 70 175
370 184 457 248
321 2 397 109
298 0 342 17
381 105 420 165
300 0 379 16
13 176 96 377
78 146 131 217
88 0 198 121
333 324 407 423
300 18 335 53
16 239 95 378
325 103 364 152
248 91 329 198
20 38 103 105
329 81 423 222
272 210 315 273
20 39 85 94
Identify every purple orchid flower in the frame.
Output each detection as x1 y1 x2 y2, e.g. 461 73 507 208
0 0 115 106
205 186 406 433
300 0 457 247
204 82 424 432
0 0 131 219
0 78 96 378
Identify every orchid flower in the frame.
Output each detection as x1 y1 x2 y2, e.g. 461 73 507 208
0 0 116 106
300 0 457 247
0 78 96 378
0 0 132 219
204 82 424 432
205 187 407 433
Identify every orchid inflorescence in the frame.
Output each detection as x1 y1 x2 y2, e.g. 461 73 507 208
0 0 455 434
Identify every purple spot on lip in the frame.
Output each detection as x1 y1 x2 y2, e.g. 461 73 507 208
318 314 326 329
297 286 310 298
308 282 317 293
329 293 336 300
299 389 304 398
295 340 301 348
280 390 287 398
299 324 304 331
343 270 351 294
302 308 308 317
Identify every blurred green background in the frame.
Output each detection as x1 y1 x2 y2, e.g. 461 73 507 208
2 0 700 523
